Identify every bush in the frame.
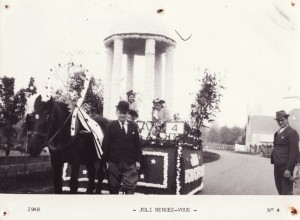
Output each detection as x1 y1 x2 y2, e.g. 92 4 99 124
202 150 220 163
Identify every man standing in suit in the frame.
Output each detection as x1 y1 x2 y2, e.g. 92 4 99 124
271 110 299 195
102 101 142 194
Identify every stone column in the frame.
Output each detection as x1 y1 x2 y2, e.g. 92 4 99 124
110 39 123 119
165 46 175 115
103 46 113 118
154 53 162 99
126 54 134 93
143 39 156 121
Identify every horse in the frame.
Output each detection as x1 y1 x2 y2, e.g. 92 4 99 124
25 95 109 194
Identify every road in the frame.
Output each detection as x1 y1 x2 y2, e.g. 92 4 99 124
198 150 278 195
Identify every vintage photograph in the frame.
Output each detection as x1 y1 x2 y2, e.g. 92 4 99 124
1 0 300 200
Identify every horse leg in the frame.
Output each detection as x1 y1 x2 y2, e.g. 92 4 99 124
94 161 101 194
86 162 96 194
50 155 63 194
95 160 106 194
69 163 80 194
52 164 63 194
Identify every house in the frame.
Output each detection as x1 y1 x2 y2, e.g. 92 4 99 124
245 109 300 150
288 109 300 135
245 115 278 150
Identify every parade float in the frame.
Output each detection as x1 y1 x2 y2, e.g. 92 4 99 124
62 17 204 194
62 122 204 195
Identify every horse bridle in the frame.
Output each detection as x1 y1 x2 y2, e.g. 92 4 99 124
29 111 73 150
28 112 51 138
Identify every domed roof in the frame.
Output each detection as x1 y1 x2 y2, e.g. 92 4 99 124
104 14 176 46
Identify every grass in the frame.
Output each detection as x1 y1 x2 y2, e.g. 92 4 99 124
202 150 221 163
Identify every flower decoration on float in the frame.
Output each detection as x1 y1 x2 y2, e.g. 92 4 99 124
138 121 203 150
138 151 169 189
176 146 183 195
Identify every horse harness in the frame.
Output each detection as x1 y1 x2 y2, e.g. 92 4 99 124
29 111 74 151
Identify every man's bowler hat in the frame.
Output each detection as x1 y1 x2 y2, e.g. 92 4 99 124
275 110 289 120
116 101 129 113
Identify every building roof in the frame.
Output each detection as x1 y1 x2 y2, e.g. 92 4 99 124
103 15 176 47
289 109 300 135
248 115 278 134
105 15 173 37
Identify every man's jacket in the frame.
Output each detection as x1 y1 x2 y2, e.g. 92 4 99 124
102 120 142 165
271 125 299 172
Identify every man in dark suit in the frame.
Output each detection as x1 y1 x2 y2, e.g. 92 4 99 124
271 110 299 195
102 101 142 194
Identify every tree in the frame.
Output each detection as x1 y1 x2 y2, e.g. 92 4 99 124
0 76 37 155
206 127 220 143
84 77 104 116
52 63 104 116
190 69 224 131
231 126 243 144
215 126 245 145
68 71 104 115
236 127 246 145
219 126 232 144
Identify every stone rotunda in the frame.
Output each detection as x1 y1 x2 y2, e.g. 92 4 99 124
103 17 176 120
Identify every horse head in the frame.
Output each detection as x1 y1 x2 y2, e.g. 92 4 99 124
26 95 54 156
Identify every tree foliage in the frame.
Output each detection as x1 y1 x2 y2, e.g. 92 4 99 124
69 71 104 116
219 126 232 145
206 125 246 145
206 126 220 143
52 63 104 116
0 76 37 145
190 69 224 130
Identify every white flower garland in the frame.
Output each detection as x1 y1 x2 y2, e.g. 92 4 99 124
62 186 87 193
138 150 169 189
63 150 169 190
62 163 89 182
175 146 182 195
62 150 169 189
185 165 204 184
62 163 69 181
187 182 204 195
62 150 203 194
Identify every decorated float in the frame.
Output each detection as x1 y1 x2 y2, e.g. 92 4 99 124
134 121 204 195
62 121 204 195
62 17 204 194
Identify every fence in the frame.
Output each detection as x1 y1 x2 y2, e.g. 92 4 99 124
203 142 234 151
258 145 273 157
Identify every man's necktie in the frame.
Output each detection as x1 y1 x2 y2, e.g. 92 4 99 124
121 122 126 136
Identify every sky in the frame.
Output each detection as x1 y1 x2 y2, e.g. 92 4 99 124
1 0 300 128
